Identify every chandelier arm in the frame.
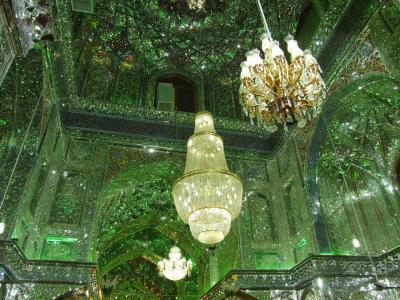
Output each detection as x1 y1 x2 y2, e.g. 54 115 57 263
290 71 304 88
288 69 306 98
249 89 267 99
251 68 278 97
275 66 286 98
256 0 272 40
297 79 323 101
265 72 276 88
280 62 290 89
247 83 278 99
297 82 312 95
301 78 318 91
288 60 306 89
264 88 280 98
254 74 280 97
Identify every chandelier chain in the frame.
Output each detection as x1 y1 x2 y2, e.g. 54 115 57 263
256 0 272 41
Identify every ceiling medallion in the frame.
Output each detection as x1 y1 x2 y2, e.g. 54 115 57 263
239 0 326 132
157 247 193 281
172 112 243 245
187 0 206 10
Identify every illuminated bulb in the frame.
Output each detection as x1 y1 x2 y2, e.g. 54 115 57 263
271 41 284 58
317 278 324 289
251 49 263 65
240 62 251 79
304 49 318 66
353 238 361 248
261 33 274 53
286 35 303 59
0 223 5 234
246 50 263 66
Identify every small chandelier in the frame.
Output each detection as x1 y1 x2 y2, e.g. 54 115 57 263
157 247 193 281
239 0 326 132
187 0 206 11
172 112 243 245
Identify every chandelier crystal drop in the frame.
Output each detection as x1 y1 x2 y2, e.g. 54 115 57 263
187 0 206 11
239 2 326 132
157 247 192 281
172 112 243 245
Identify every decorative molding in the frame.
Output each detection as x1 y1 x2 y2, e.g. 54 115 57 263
63 109 282 153
67 97 273 136
317 0 384 84
201 245 400 299
0 240 95 284
0 3 15 85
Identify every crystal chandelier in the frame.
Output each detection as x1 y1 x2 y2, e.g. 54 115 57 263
172 112 243 245
157 247 193 281
239 0 326 132
187 0 206 11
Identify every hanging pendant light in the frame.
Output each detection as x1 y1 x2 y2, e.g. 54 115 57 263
172 112 243 245
157 247 192 281
239 0 326 132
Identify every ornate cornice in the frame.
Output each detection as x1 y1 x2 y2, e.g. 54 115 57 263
0 240 95 284
64 97 284 153
201 246 400 299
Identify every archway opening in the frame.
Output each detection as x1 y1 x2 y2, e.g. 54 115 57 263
155 76 196 113
307 73 400 255
95 159 207 299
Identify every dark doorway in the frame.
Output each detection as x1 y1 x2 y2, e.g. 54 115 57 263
155 76 196 113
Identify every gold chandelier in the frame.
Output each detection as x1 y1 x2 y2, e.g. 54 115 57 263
172 112 243 245
187 0 206 10
239 0 326 132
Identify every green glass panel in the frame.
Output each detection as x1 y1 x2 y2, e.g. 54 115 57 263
41 237 78 261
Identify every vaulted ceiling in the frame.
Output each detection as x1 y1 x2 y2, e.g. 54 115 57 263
72 0 309 75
